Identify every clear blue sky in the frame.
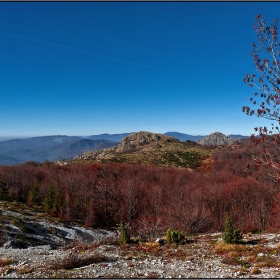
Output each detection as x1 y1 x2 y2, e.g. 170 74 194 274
1 2 279 138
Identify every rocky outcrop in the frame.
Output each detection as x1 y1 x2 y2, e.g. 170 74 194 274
0 206 116 248
197 132 236 146
3 240 22 249
73 131 176 161
73 147 117 161
116 131 168 152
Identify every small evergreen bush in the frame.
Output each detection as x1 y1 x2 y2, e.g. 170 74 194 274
166 228 185 245
222 215 242 244
166 228 172 244
0 175 9 201
119 221 130 245
44 184 57 213
27 181 41 206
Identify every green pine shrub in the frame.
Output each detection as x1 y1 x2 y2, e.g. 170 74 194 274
0 175 9 201
119 221 130 245
44 184 57 213
27 181 41 206
222 215 242 244
166 228 172 244
166 228 185 245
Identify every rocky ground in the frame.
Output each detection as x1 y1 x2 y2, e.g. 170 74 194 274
1 232 280 278
1 201 280 278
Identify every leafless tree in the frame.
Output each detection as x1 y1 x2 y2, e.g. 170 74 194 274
243 14 280 182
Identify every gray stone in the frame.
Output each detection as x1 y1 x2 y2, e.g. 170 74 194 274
3 240 21 249
116 131 174 152
155 238 166 246
29 245 53 250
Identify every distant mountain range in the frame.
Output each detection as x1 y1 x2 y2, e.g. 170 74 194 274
164 132 205 141
0 136 117 165
0 132 249 166
163 132 249 142
85 133 132 142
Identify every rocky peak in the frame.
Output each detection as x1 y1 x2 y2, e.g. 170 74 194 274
116 131 171 152
197 132 236 146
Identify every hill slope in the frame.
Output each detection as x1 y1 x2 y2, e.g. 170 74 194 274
72 131 211 170
0 132 249 165
30 139 118 162
0 136 117 165
84 133 133 142
0 135 82 152
164 132 205 141
0 154 21 165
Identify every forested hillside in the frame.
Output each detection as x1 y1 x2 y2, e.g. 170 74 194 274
0 142 279 240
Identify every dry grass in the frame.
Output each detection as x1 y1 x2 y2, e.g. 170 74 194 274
250 266 262 275
0 265 14 275
213 242 251 254
141 242 159 248
237 267 250 276
246 253 258 263
221 257 239 266
118 242 192 262
254 256 280 268
49 252 115 270
17 266 34 274
63 236 119 253
0 257 15 267
213 238 280 271
229 251 242 259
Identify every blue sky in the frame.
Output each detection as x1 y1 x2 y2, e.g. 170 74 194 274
1 2 280 138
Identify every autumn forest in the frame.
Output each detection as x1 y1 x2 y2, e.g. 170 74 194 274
0 141 279 241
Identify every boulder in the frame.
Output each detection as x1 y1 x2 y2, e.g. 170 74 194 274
155 238 166 246
3 240 21 249
197 132 236 146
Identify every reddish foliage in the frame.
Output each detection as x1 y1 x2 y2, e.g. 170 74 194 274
0 148 279 235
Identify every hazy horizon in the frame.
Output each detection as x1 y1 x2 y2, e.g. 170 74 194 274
0 130 251 142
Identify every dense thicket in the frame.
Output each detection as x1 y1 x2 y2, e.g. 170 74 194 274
0 146 279 239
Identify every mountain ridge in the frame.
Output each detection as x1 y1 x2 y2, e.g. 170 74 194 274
0 131 249 166
0 137 117 165
72 131 211 170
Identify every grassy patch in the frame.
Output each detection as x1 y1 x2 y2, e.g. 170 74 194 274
213 241 251 254
162 151 202 168
255 255 280 268
213 239 280 270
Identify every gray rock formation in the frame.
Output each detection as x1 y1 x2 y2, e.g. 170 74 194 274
197 132 236 146
116 131 165 152
0 207 116 249
73 131 176 161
